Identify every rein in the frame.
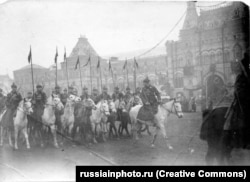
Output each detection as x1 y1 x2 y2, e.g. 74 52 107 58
161 100 179 116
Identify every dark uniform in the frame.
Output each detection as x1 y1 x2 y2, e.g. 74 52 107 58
33 85 47 122
124 87 132 104
231 52 250 148
81 86 89 100
68 86 74 95
91 88 99 104
0 83 22 130
96 86 111 103
0 88 6 113
112 87 123 101
138 77 161 121
54 85 64 130
61 88 68 106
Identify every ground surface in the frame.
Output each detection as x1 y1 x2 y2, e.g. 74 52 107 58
1 112 250 181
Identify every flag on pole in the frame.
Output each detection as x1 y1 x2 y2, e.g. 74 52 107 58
75 56 80 70
134 57 139 69
109 59 112 72
28 46 32 63
64 47 66 61
55 47 58 63
97 57 100 69
83 56 91 67
123 59 127 70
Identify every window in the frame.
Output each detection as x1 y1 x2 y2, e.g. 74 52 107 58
174 73 183 88
233 44 243 61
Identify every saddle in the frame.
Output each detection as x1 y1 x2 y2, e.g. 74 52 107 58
137 104 158 122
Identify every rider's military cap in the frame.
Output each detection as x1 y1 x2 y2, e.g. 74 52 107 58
103 86 108 90
36 84 42 88
115 86 119 90
93 88 98 91
126 87 130 91
63 88 67 91
11 83 17 88
55 85 60 89
83 86 88 90
143 77 150 83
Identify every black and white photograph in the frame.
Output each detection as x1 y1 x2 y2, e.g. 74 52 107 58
0 0 250 181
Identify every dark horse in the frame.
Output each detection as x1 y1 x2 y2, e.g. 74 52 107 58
201 107 236 165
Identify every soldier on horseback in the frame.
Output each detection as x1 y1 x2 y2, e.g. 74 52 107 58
138 77 161 121
0 88 6 113
81 86 89 100
112 86 123 101
124 87 132 104
96 86 111 102
228 50 250 148
0 83 22 130
54 85 64 131
32 84 47 123
68 86 74 95
91 88 99 104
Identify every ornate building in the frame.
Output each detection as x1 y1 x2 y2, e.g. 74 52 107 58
165 1 249 101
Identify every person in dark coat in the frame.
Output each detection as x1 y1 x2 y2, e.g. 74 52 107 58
32 84 47 123
124 87 132 104
0 88 6 113
138 77 161 121
91 88 99 104
81 86 89 100
54 85 64 130
0 83 22 130
96 86 111 102
112 86 123 101
61 88 68 106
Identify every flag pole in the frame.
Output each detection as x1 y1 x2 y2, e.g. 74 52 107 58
78 56 83 90
133 57 137 93
89 56 92 95
29 45 35 95
64 47 69 89
55 47 58 87
98 57 103 92
126 58 129 88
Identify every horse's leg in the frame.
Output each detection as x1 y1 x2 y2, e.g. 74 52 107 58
14 126 19 150
8 129 13 147
151 126 159 148
50 124 59 148
158 122 173 150
0 127 3 146
22 127 30 149
205 141 216 165
92 122 97 144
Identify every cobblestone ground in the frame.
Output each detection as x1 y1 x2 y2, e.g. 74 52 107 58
1 112 250 181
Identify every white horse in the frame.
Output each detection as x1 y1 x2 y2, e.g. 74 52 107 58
130 99 183 148
90 100 110 142
41 95 64 148
0 98 33 150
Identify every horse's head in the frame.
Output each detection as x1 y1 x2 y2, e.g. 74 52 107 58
53 97 64 111
100 100 110 116
172 98 183 118
23 98 33 115
162 98 183 118
108 100 117 113
85 98 97 110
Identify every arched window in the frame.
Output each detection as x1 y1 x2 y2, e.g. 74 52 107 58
233 44 243 61
210 52 216 64
186 51 193 66
174 73 183 88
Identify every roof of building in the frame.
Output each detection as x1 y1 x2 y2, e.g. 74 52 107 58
69 35 99 58
17 64 47 71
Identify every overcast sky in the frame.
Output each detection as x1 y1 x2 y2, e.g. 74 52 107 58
0 0 232 78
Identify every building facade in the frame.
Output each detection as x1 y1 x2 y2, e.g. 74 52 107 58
165 1 249 102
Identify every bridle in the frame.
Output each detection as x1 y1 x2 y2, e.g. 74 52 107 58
17 101 33 115
162 99 181 117
99 101 110 116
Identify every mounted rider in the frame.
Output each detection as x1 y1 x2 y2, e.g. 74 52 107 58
81 86 89 101
226 50 250 149
54 85 64 130
60 88 68 106
112 86 124 102
96 86 111 102
124 87 132 104
91 88 99 104
138 77 161 121
0 88 6 113
68 86 74 95
32 84 47 123
0 83 22 130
